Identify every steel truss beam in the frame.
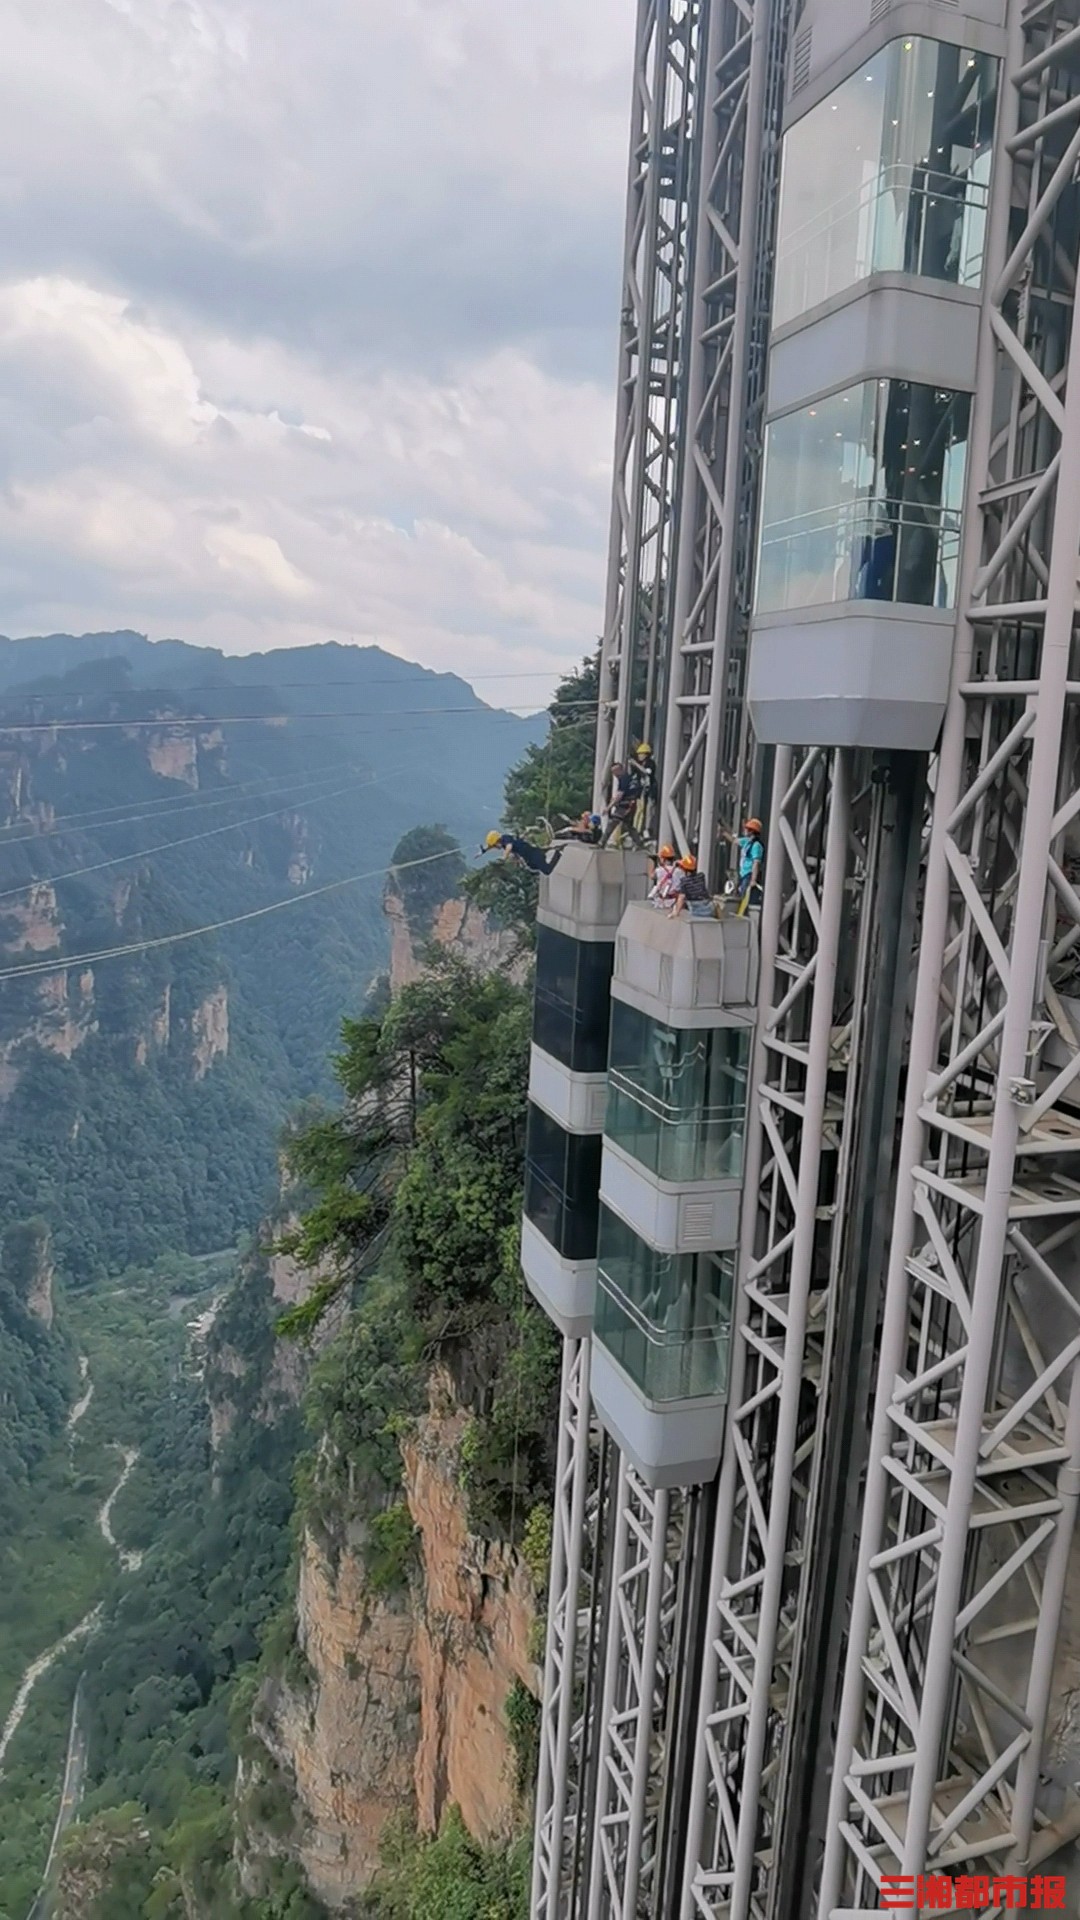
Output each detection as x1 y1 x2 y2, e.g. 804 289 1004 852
659 0 789 875
595 0 704 805
821 2 1080 1911
587 1464 688 1918
680 745 874 1918
533 1339 601 1920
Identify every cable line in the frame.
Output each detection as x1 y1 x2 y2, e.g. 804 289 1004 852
0 760 373 844
0 767 408 902
0 700 599 735
0 848 464 983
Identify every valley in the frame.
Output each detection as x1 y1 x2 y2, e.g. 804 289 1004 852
0 637 592 1920
0 1254 226 1917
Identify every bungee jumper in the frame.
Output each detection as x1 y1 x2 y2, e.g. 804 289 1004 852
481 830 564 875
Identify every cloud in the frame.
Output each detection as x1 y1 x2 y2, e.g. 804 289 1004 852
0 0 630 694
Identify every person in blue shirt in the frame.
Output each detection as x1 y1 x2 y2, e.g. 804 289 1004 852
481 830 563 874
720 815 764 906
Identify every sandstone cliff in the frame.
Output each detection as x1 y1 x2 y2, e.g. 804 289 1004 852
238 1371 539 1910
385 875 521 994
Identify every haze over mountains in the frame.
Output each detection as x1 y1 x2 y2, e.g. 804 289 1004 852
0 631 544 1277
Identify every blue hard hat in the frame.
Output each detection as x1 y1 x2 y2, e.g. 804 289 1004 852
590 814 601 826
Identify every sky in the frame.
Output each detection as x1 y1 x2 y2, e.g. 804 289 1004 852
0 0 631 705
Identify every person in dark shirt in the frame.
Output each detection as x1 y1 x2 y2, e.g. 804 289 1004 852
601 761 645 848
669 854 713 917
632 742 658 839
482 830 563 874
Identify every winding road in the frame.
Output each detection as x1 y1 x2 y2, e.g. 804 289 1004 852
4 1357 142 1916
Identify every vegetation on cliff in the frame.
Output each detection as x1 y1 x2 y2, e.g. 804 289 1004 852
1 651 596 1919
0 633 540 1284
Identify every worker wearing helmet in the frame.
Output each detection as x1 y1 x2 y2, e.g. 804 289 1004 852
601 761 645 849
670 852 713 918
633 741 658 840
720 814 765 908
648 844 677 907
481 830 562 875
556 811 603 847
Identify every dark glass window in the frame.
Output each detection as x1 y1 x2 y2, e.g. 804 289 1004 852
595 1206 734 1404
524 1103 602 1261
756 379 971 615
533 926 614 1074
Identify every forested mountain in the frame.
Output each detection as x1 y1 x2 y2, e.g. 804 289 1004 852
0 632 542 1280
0 653 595 1920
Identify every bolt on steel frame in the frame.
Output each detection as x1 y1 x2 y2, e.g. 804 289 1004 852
820 0 1080 1909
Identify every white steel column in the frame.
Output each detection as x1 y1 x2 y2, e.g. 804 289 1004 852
532 1338 596 1920
587 1463 685 1919
594 0 704 805
659 0 787 871
680 745 858 1919
820 1 1080 1908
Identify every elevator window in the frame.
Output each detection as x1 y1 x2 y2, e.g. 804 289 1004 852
595 1206 734 1404
606 1000 750 1184
524 1103 602 1262
774 37 998 327
533 926 614 1074
756 379 970 615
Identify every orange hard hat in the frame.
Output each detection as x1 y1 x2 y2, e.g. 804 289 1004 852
745 817 763 834
659 844 675 860
679 854 697 871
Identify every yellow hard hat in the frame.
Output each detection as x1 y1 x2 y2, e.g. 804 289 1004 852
636 741 652 756
484 830 502 849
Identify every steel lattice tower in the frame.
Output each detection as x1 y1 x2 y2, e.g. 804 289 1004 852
525 0 1080 1914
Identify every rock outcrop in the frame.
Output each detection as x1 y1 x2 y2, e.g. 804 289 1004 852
239 1374 538 1909
191 986 229 1079
385 880 520 994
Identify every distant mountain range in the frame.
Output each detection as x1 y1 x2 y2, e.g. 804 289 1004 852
0 631 544 1280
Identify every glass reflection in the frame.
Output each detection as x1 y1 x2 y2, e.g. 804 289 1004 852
533 926 614 1074
595 1206 733 1403
524 1103 602 1261
756 379 970 615
606 1000 750 1183
774 37 998 327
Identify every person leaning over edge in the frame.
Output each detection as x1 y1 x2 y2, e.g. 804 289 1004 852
481 830 563 875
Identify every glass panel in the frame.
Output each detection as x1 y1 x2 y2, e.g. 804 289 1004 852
533 927 614 1074
605 1000 750 1183
524 1104 602 1261
756 379 971 615
595 1206 733 1403
774 38 998 328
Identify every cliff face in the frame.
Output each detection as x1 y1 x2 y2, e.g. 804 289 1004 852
239 1371 538 1909
204 1234 340 1454
385 880 520 994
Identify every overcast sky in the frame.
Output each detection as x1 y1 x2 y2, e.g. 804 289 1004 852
0 0 630 703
